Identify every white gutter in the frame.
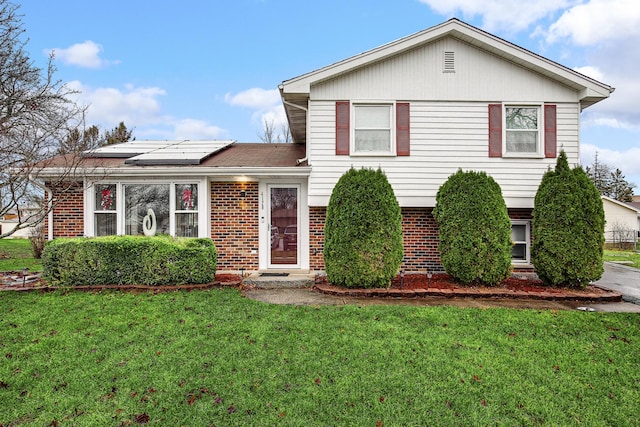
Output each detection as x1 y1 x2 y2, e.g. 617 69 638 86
35 166 313 179
281 99 309 164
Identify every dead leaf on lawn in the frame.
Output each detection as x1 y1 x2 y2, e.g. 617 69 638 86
134 413 149 424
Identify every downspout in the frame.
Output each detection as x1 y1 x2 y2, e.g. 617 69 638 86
282 99 309 165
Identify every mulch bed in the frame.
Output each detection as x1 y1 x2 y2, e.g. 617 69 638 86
314 273 622 302
0 271 622 303
0 272 243 292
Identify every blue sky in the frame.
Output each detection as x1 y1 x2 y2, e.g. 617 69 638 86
17 0 640 189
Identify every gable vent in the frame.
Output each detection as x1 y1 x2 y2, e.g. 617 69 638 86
443 51 455 73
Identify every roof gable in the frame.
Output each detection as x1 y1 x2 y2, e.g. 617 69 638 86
602 196 640 214
280 19 614 144
281 18 613 100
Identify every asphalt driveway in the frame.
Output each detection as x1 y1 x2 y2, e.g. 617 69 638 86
595 262 640 304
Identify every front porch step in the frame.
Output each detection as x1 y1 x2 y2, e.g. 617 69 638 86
242 273 315 289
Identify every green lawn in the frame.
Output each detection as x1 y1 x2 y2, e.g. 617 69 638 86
604 249 640 269
1 289 638 426
0 238 42 272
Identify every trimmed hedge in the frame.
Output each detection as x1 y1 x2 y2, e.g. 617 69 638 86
324 167 403 288
532 151 604 288
42 235 217 286
433 169 512 286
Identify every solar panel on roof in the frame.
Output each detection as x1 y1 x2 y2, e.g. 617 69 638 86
84 140 235 165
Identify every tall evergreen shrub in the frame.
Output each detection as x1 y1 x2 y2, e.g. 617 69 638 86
532 151 604 288
432 170 512 286
324 167 403 288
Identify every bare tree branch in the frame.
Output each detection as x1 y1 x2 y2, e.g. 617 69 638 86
0 0 89 238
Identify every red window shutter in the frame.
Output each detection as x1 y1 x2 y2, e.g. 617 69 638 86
335 101 350 155
544 104 557 158
396 102 410 156
488 104 502 158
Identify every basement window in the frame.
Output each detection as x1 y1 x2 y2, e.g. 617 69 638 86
511 220 531 264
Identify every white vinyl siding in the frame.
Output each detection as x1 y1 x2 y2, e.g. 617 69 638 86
312 36 578 103
307 100 579 208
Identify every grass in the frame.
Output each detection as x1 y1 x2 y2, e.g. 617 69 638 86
0 238 42 272
0 289 638 426
604 249 640 269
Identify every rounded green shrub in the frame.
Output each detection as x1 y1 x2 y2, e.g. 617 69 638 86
42 235 217 286
324 167 403 288
432 169 512 286
532 151 604 288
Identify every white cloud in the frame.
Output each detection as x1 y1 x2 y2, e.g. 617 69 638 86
46 40 117 69
68 81 167 127
225 88 281 110
418 0 576 32
546 0 640 45
225 88 287 138
67 81 229 140
173 119 226 140
573 65 604 81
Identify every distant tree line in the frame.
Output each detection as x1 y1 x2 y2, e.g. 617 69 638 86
585 152 636 202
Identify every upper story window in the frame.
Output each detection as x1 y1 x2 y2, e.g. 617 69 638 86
353 104 393 154
505 106 540 155
488 103 556 159
336 101 410 157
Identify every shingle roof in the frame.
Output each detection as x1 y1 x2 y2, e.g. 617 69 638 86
37 142 307 170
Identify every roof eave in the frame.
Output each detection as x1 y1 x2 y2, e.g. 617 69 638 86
35 166 312 180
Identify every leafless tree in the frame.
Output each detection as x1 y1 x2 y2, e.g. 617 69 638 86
258 118 277 143
258 118 292 143
0 0 88 238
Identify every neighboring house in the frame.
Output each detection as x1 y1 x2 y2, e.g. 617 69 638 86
602 196 640 246
36 19 614 274
0 206 39 238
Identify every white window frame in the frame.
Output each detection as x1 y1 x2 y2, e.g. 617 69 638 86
93 183 117 236
351 102 396 156
85 179 208 238
511 220 531 264
503 104 543 158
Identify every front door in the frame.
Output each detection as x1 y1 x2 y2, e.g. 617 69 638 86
268 185 299 268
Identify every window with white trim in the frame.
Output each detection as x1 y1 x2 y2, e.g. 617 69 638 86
505 106 540 155
94 184 117 236
511 220 531 264
353 103 393 154
175 183 198 237
92 181 200 237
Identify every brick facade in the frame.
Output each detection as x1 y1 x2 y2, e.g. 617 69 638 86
308 206 534 273
46 178 534 273
309 207 444 273
210 181 259 270
46 181 85 238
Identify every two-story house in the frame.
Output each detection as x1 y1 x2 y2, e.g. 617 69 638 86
37 19 613 275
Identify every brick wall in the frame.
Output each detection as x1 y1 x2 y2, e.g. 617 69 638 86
46 181 85 238
401 208 442 272
309 207 445 273
308 207 534 273
309 207 326 270
211 182 259 270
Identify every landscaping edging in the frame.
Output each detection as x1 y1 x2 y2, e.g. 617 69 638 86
313 283 623 302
